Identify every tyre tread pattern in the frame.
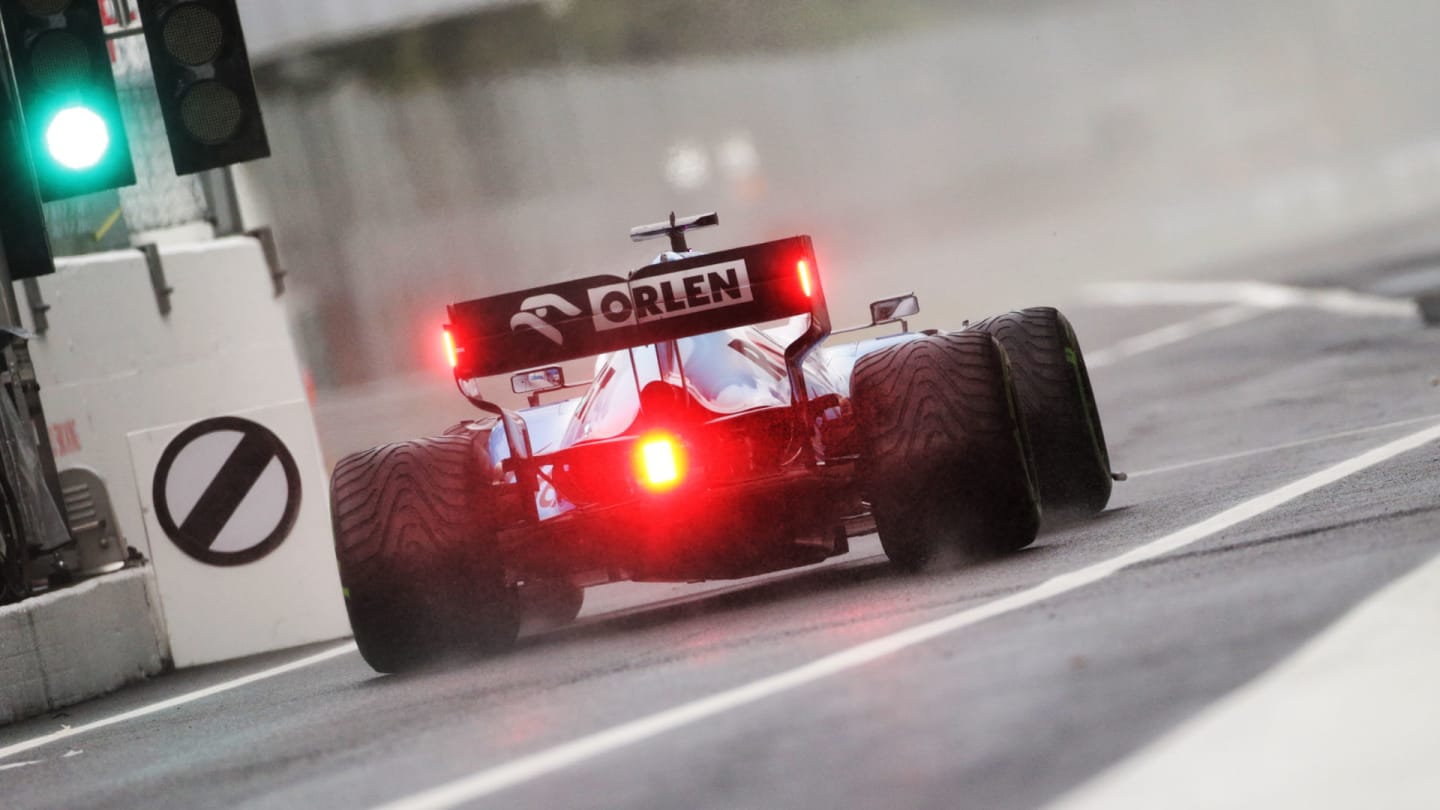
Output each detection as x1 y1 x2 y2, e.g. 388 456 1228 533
852 332 1040 569
970 307 1112 514
331 434 517 672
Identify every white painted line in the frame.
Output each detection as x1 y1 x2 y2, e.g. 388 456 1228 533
1048 543 1440 810
372 423 1440 810
0 759 42 772
1086 305 1258 369
1127 413 1440 478
0 641 357 762
1081 280 1419 319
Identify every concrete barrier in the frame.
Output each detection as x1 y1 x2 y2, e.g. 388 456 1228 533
0 568 167 727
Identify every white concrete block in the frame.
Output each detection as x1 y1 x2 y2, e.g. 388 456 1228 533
28 569 167 709
0 608 45 726
0 568 168 728
128 402 349 668
20 237 314 562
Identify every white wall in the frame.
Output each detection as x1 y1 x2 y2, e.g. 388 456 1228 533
19 237 311 560
239 0 530 60
251 0 1440 392
19 237 349 666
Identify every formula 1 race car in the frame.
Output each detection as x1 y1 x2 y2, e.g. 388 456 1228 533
330 213 1116 672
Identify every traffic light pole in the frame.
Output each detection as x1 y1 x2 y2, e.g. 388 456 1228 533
0 242 24 324
0 24 67 547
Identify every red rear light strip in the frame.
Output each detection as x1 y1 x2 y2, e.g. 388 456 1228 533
443 327 459 369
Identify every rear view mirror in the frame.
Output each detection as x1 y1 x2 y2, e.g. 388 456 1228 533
512 366 566 396
870 294 919 326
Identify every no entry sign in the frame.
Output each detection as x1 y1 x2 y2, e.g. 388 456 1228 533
152 416 302 567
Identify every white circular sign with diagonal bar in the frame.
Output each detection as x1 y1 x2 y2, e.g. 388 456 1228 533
152 416 302 567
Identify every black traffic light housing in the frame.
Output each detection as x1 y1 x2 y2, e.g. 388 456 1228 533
0 0 137 202
137 0 268 175
0 51 54 280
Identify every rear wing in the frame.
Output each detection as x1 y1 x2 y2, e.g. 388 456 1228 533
445 236 828 380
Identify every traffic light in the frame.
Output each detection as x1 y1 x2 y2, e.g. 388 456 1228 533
0 0 136 202
136 0 268 175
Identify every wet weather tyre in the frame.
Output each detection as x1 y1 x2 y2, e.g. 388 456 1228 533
852 332 1041 571
971 307 1112 515
331 433 518 673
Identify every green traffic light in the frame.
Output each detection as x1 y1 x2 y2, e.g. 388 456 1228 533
44 106 111 171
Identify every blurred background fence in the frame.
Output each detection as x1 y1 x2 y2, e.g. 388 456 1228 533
230 0 1440 449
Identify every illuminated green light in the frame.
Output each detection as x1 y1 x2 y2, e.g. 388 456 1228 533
45 106 111 171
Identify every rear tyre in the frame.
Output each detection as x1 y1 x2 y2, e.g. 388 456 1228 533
971 307 1112 515
331 433 518 673
852 332 1041 571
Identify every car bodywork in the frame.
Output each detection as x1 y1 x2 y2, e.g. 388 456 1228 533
443 222 913 585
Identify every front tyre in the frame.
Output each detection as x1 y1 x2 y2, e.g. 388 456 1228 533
331 433 518 673
972 307 1112 515
853 332 1041 571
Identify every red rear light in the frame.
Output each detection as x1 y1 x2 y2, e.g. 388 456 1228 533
636 433 686 492
443 327 458 369
797 258 813 298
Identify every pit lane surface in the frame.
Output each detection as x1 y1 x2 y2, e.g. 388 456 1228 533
3 279 1439 810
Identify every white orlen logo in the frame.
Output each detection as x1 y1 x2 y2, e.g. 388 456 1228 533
589 260 752 332
510 294 583 346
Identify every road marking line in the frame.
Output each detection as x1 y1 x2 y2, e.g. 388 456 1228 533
372 423 1440 810
1081 280 1419 319
0 642 357 762
1048 542 1440 810
0 759 42 772
1087 305 1258 369
1128 414 1440 478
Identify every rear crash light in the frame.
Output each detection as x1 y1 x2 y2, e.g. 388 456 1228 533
443 327 458 369
797 258 813 298
636 433 686 493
